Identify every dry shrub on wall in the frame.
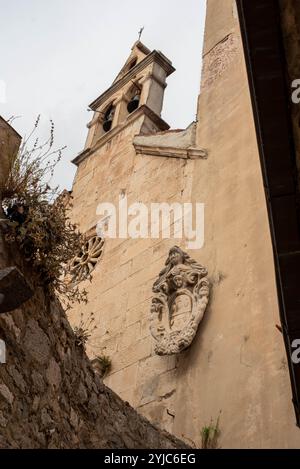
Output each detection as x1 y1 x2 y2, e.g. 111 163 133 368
73 311 97 349
0 116 88 309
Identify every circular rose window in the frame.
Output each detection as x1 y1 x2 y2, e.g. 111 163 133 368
68 235 104 283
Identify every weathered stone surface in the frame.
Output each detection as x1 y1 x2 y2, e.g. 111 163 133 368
7 365 27 392
46 358 61 390
0 255 187 448
0 410 7 427
0 267 33 314
150 246 210 355
0 384 14 405
0 116 21 193
23 319 51 364
201 33 240 91
133 123 207 160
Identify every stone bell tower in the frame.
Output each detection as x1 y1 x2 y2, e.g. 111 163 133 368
77 41 175 162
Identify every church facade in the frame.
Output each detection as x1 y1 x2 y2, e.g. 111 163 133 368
67 0 300 448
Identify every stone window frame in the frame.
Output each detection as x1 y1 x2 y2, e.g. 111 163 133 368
66 225 104 285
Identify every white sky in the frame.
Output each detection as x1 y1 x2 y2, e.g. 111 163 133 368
0 0 206 190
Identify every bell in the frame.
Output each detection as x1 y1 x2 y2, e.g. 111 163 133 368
103 118 112 132
102 106 115 132
127 94 140 114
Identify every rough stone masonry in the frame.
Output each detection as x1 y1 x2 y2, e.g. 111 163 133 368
0 252 188 449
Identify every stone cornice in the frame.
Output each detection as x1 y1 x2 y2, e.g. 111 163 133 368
134 41 151 56
133 143 208 160
89 51 175 111
72 105 169 166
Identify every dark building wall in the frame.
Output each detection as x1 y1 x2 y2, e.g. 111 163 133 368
280 0 300 186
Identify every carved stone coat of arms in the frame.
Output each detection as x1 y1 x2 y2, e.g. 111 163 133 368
150 246 210 355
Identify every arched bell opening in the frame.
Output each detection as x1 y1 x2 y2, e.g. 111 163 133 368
102 104 115 132
127 84 141 114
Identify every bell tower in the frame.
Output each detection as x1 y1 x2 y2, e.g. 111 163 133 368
79 41 175 155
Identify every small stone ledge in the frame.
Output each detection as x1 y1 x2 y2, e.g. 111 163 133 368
133 123 208 160
72 105 170 166
134 143 207 160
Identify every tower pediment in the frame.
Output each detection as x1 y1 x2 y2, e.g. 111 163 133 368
81 41 175 154
88 46 175 112
112 41 151 85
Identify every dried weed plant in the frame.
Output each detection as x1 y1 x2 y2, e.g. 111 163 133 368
0 116 88 309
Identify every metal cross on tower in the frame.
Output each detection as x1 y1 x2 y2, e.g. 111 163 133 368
138 27 144 41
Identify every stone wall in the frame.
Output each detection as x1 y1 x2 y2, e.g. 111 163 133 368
0 244 187 448
0 117 21 203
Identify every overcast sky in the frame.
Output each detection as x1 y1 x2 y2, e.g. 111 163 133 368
0 0 206 190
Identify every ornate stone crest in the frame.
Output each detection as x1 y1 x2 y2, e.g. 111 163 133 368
150 246 210 355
